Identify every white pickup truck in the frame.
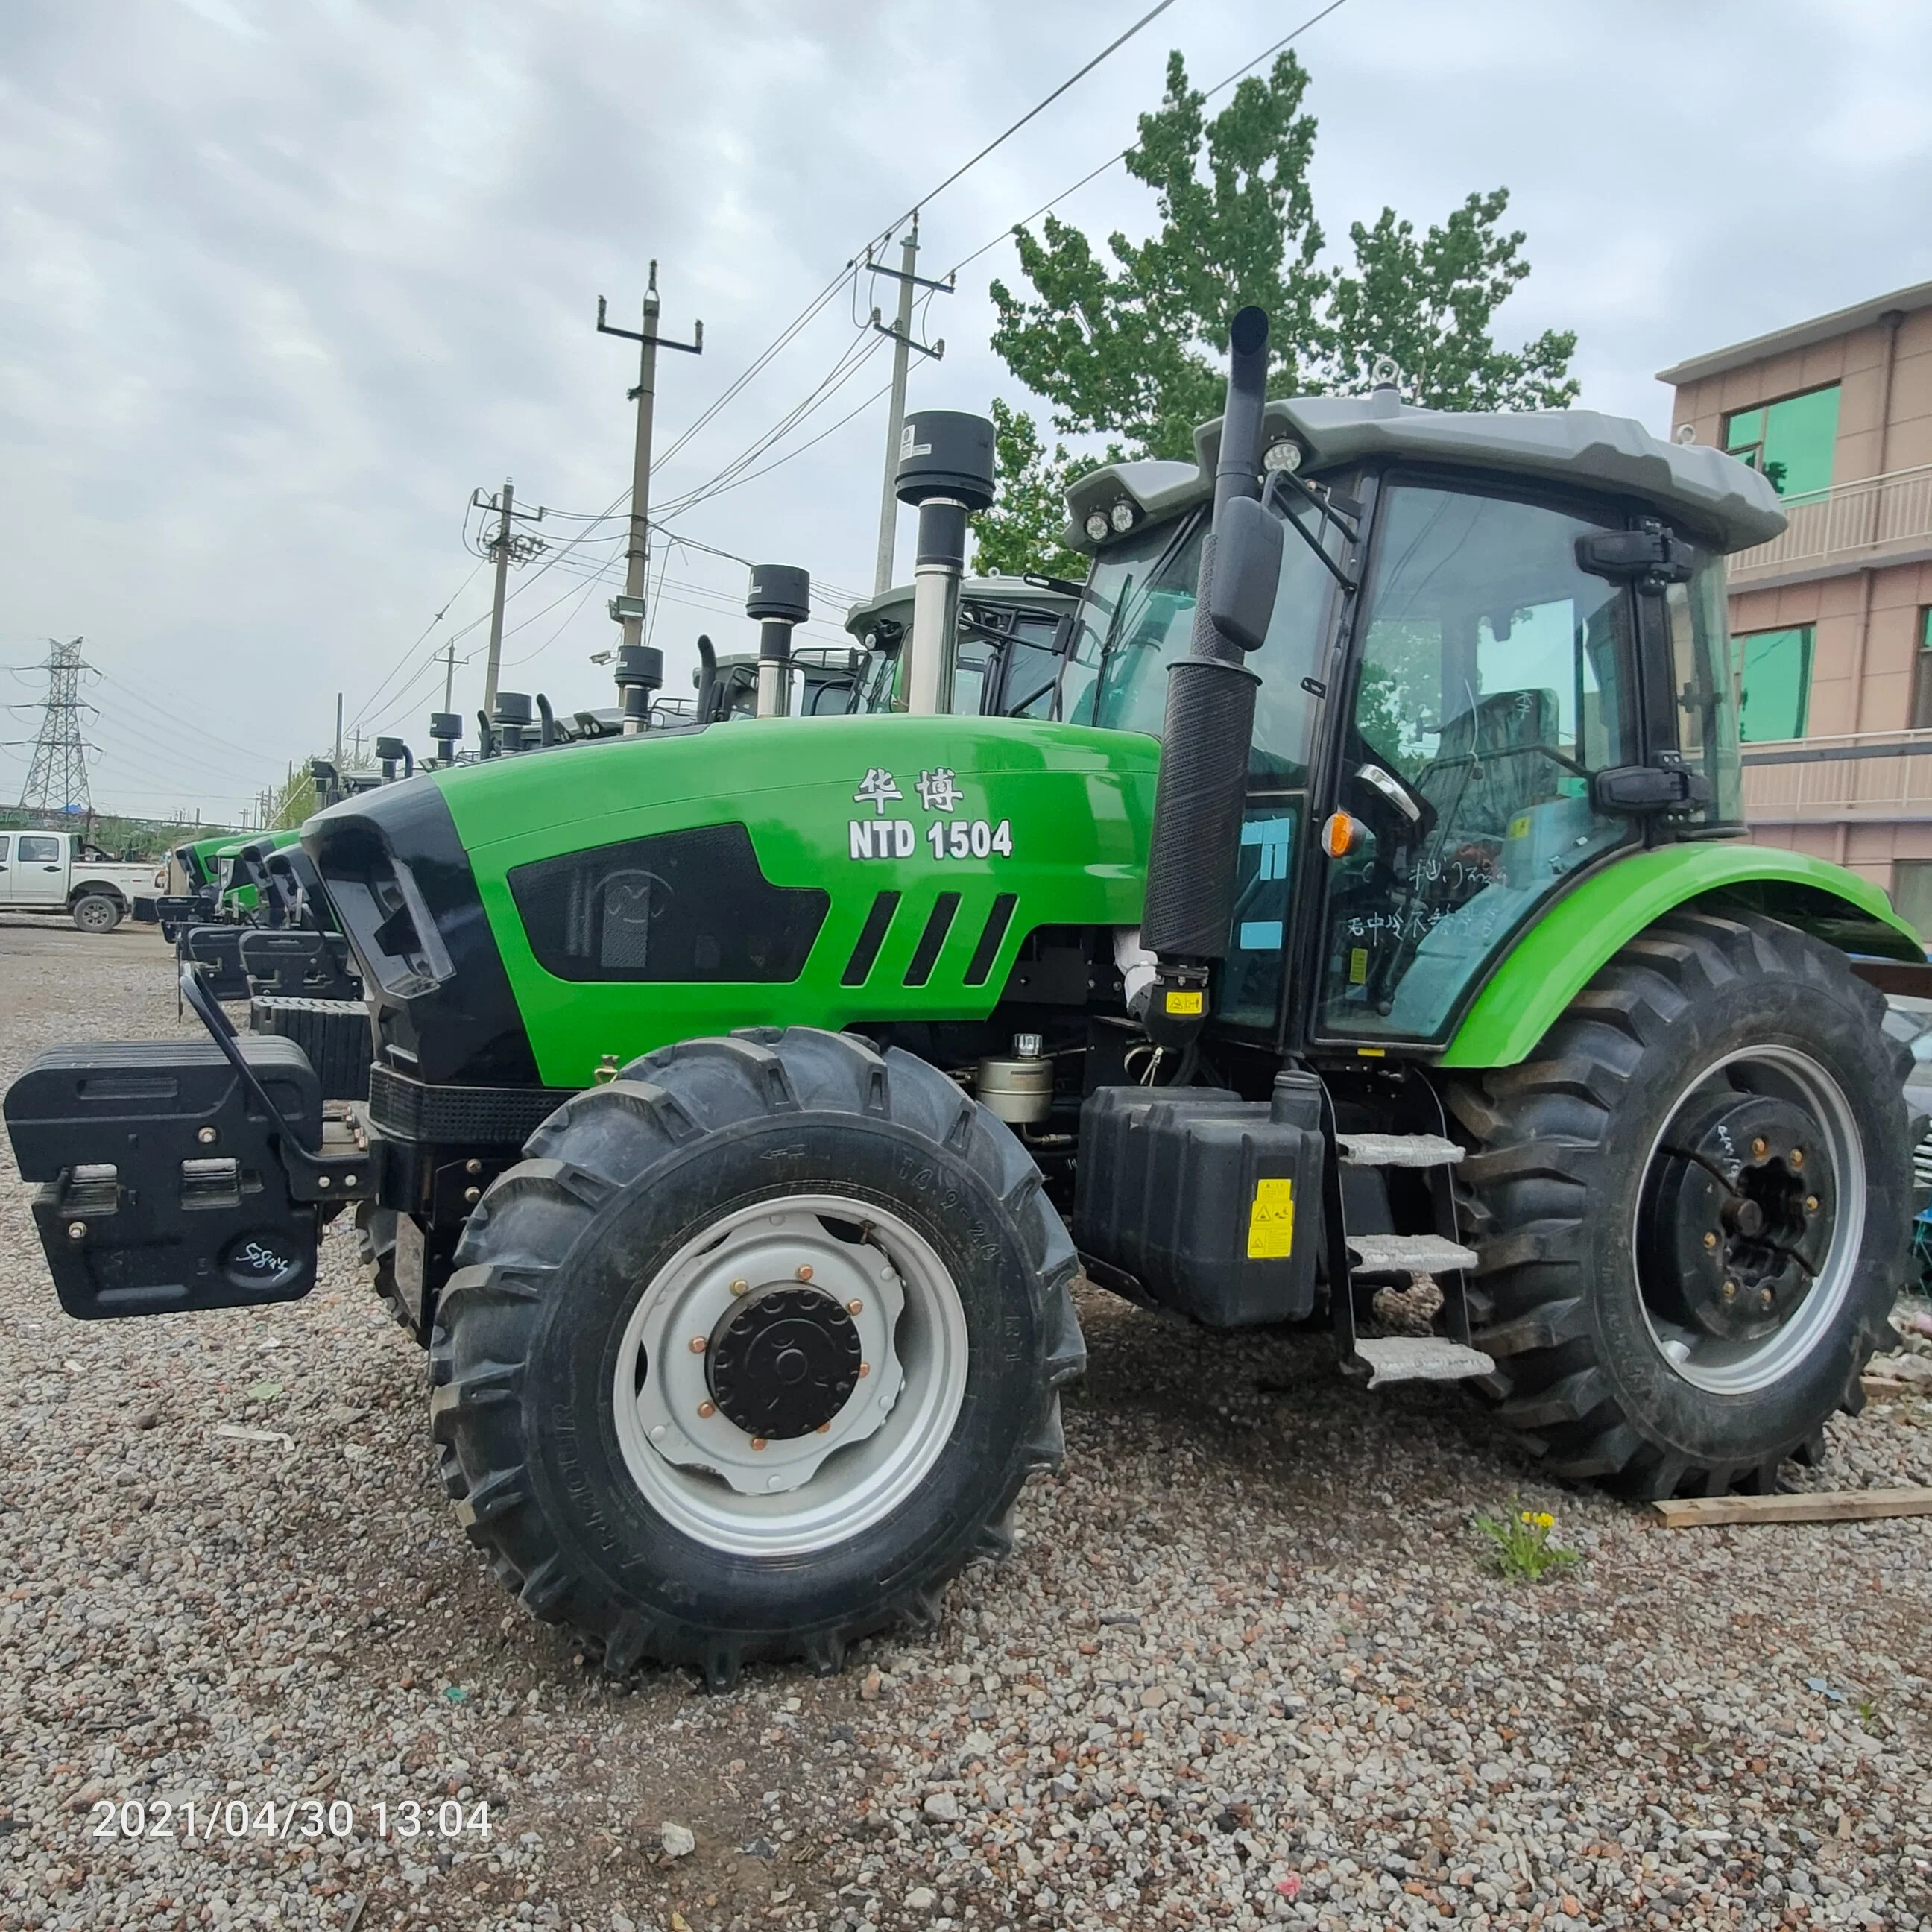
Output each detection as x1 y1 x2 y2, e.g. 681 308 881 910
0 830 165 932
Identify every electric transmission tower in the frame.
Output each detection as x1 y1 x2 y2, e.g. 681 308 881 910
16 637 95 821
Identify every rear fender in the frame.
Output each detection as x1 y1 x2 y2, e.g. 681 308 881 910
1439 845 1920 1070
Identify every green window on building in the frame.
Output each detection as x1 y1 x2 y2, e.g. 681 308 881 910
1731 625 1813 742
1913 610 1932 730
1723 385 1840 500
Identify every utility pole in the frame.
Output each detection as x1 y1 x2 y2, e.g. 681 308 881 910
596 263 702 657
867 218 953 594
334 692 343 767
471 480 547 717
441 641 456 713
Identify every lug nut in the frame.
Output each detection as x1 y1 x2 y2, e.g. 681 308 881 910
1720 1279 1737 1301
730 1278 749 1296
1751 1137 1768 1158
858 1362 871 1379
1790 1149 1805 1170
751 1436 768 1452
465 1158 483 1175
1805 1195 1819 1213
197 1126 218 1146
66 1221 86 1243
696 1401 716 1419
797 1264 814 1282
689 1336 707 1354
847 1298 864 1315
816 1422 831 1434
317 1175 331 1189
463 1186 481 1204
1760 1288 1775 1310
1702 1231 1719 1251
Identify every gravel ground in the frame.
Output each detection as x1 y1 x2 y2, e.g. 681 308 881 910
1 918 1930 1932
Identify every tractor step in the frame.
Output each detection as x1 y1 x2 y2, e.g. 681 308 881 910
1337 1132 1462 1168
1354 1336 1497 1389
1345 1232 1479 1275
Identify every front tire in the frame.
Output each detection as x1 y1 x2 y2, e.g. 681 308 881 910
72 894 121 933
429 1027 1083 1683
1448 909 1909 1497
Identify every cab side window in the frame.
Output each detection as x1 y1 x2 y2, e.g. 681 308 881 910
1319 482 1638 1041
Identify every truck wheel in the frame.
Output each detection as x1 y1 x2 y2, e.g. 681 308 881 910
353 1203 412 1333
72 894 121 933
1448 908 1910 1498
429 1027 1083 1684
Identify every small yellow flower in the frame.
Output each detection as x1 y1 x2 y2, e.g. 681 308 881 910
1535 1512 1555 1530
1519 1510 1535 1525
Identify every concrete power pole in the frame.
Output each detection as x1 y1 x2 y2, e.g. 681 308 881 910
16 637 94 821
471 479 547 717
867 218 953 595
596 263 701 657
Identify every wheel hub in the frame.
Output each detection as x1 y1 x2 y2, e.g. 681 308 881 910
709 1286 862 1439
1642 1093 1835 1343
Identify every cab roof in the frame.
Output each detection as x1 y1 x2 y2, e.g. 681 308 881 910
1064 391 1787 558
844 573 1079 645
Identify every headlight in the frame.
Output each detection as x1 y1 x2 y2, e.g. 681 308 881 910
1084 511 1111 543
1262 438 1303 473
1108 499 1137 534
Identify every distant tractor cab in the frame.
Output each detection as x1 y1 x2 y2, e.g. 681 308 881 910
843 575 1076 719
7 312 1919 1688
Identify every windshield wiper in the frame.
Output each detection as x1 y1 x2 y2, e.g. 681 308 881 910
1089 572 1137 720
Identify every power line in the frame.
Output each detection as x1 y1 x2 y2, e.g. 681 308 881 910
942 0 1356 281
645 4 1184 489
884 0 1180 241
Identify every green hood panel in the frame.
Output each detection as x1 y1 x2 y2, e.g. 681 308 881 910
432 716 1158 1087
1439 843 1922 1070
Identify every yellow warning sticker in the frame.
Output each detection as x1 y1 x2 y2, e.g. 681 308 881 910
1348 947 1369 985
1247 1177 1295 1259
1507 812 1532 839
1164 988 1205 1016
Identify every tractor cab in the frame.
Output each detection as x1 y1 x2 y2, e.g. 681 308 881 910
1055 390 1781 1058
844 575 1076 719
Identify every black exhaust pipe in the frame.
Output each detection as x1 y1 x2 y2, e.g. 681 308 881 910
695 634 718 722
1139 305 1272 1051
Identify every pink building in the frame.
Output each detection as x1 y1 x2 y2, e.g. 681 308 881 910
1661 280 1932 933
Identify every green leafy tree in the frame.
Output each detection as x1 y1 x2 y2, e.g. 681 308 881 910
970 400 1094 581
990 51 1576 461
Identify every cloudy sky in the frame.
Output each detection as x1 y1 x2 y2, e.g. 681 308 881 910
1 0 1927 822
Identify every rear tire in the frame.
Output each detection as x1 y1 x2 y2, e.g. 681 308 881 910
429 1026 1083 1683
72 894 121 933
1447 909 1909 1498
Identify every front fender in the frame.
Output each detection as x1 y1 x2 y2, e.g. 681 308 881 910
1439 843 1922 1070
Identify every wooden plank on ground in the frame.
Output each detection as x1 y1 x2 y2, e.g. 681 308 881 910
1650 1488 1932 1529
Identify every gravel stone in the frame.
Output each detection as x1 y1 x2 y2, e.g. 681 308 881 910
2 921 1931 1930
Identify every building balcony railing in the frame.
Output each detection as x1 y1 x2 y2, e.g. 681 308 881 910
1726 463 1932 587
1742 727 1932 823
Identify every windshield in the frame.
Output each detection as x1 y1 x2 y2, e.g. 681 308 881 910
1060 517 1205 735
1061 496 1342 786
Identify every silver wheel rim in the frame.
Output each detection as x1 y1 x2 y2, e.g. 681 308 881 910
1632 1044 1864 1395
610 1193 969 1557
75 900 113 930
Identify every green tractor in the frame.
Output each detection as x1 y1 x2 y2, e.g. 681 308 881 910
7 309 1920 1686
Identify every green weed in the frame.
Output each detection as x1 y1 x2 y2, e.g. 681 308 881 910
1474 1505 1581 1583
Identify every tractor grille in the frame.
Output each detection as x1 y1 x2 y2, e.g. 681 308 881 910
367 1062 577 1146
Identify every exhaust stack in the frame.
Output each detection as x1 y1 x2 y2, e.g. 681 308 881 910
491 692 533 755
614 645 663 734
429 711 462 768
1140 306 1273 1051
894 410 994 715
748 565 810 718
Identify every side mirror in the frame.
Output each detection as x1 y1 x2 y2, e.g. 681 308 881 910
1206 494 1284 653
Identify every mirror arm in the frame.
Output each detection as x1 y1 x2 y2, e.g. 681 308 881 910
1260 470 1359 595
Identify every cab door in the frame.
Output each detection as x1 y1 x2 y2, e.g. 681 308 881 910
13 833 69 907
1314 476 1641 1046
